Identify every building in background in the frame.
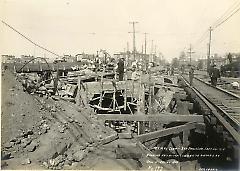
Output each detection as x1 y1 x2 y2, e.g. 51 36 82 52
1 55 15 63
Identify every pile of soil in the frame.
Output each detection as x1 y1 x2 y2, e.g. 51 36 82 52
1 69 119 169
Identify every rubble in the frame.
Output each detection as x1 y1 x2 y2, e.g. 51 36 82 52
42 161 49 168
73 150 87 162
1 151 12 160
21 138 32 148
1 65 198 170
4 142 12 149
26 141 38 152
21 158 31 165
1 161 8 168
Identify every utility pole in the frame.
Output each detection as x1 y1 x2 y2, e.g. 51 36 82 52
151 40 154 62
187 44 195 65
155 45 157 61
207 27 213 73
143 32 148 55
127 42 129 67
129 21 138 60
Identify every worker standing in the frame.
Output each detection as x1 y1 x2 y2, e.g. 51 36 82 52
210 64 220 87
117 58 124 81
189 67 194 86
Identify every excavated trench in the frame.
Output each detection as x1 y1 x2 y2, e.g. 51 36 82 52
89 90 137 114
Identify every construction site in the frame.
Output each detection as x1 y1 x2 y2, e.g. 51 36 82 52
1 55 239 170
1 0 240 170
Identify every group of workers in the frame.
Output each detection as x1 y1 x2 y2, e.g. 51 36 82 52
117 57 157 81
116 57 222 87
189 64 221 87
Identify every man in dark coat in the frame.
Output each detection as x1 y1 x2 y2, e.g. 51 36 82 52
117 58 124 81
189 67 194 86
209 65 220 87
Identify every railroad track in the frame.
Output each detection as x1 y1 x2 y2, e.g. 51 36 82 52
181 75 240 144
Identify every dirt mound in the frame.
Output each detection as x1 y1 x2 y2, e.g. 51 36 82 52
1 69 46 145
1 69 118 170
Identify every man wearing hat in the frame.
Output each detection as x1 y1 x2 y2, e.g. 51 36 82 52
117 57 124 81
209 64 220 87
189 66 194 86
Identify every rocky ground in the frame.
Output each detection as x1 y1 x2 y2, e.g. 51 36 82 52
1 69 133 169
1 69 173 170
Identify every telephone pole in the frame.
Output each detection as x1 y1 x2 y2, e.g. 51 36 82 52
207 27 213 73
129 21 138 60
187 44 195 65
151 40 154 62
143 32 148 55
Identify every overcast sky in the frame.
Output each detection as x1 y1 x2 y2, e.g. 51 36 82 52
1 0 240 61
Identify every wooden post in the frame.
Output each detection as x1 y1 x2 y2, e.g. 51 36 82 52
138 71 147 135
99 66 105 107
76 76 81 106
124 78 127 111
113 84 116 111
148 69 154 131
183 130 190 147
53 63 59 95
13 64 16 73
132 79 134 103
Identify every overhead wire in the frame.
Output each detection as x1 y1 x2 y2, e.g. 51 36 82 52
211 0 240 28
213 5 240 29
192 1 240 51
1 20 61 57
193 30 209 48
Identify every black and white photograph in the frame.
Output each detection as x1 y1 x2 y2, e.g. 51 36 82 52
1 0 240 170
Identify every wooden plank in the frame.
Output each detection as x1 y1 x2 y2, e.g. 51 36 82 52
100 134 119 145
84 81 140 94
97 113 204 123
136 122 197 142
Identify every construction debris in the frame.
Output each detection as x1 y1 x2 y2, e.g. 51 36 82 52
2 59 229 170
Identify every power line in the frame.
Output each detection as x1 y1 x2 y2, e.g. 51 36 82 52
212 1 240 28
1 20 61 57
213 6 240 29
192 1 240 49
193 30 209 47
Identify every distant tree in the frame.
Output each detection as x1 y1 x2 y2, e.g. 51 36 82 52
179 51 186 60
214 53 218 59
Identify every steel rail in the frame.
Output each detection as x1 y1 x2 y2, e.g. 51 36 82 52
181 75 240 144
194 76 240 100
191 77 240 128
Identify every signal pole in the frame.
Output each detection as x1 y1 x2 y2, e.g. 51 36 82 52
207 27 213 73
129 21 138 60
